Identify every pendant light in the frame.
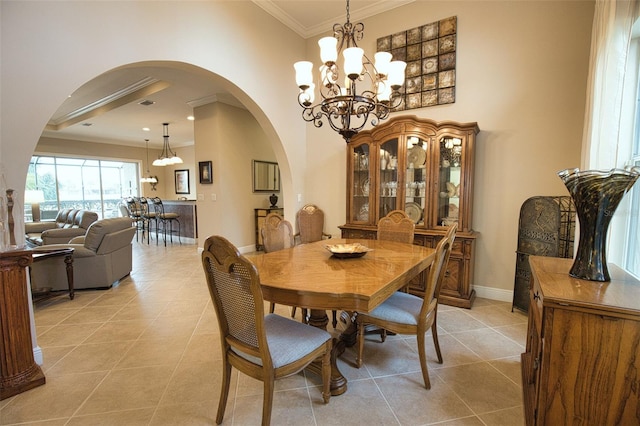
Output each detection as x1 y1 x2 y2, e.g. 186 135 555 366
152 122 183 166
140 139 158 190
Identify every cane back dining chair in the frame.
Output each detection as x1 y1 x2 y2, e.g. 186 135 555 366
356 223 457 389
261 212 295 253
260 213 295 314
294 203 332 244
377 209 415 244
201 235 332 425
293 204 337 326
363 209 417 340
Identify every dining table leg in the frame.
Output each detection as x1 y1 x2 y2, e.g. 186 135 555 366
304 308 360 396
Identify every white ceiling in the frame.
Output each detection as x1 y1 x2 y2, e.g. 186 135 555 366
41 1 411 149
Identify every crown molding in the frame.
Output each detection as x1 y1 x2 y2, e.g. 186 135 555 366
253 0 415 39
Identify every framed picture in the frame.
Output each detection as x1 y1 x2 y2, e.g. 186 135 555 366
175 169 190 194
199 161 213 184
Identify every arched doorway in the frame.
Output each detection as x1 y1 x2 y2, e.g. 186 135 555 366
34 61 285 250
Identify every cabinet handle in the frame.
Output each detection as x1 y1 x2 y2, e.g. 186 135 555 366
533 357 539 370
533 291 540 301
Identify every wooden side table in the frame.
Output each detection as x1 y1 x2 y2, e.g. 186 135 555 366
0 250 46 400
31 248 74 300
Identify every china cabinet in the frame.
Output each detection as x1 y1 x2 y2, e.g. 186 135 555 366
340 116 479 308
522 256 640 425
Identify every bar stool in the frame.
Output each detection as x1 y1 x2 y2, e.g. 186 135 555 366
139 197 156 244
151 197 181 246
125 197 145 242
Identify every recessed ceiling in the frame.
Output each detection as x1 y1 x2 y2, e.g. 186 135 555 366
41 1 411 149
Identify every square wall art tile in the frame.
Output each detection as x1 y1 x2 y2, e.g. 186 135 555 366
377 16 457 110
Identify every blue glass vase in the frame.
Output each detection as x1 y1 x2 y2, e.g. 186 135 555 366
558 167 639 281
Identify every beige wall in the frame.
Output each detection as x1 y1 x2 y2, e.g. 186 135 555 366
194 102 278 247
0 1 595 301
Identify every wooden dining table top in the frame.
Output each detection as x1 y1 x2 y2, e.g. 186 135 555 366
246 238 435 313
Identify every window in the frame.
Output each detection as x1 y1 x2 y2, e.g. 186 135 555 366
625 30 640 278
25 155 140 221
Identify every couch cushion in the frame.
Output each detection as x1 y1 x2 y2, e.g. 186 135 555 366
55 209 98 229
84 217 135 252
26 209 98 246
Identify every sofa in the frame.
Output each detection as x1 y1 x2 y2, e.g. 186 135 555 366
30 217 136 291
25 208 98 246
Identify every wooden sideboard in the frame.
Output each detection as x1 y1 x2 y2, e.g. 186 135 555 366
1 250 46 400
522 256 640 425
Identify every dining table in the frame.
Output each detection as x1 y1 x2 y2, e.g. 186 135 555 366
247 238 435 396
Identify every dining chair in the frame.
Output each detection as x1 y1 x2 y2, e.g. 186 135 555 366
356 223 457 389
261 212 295 253
377 209 415 244
201 235 331 425
362 209 417 340
151 197 181 246
295 203 332 244
293 204 336 326
260 213 295 314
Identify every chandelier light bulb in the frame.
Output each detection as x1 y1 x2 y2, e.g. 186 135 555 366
374 52 392 77
319 37 338 64
294 61 313 89
388 61 407 89
343 47 363 79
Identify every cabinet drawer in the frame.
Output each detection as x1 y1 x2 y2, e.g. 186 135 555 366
452 240 463 255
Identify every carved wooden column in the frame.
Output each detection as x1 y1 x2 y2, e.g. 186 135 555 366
0 250 45 400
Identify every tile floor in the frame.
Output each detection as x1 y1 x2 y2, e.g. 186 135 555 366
1 241 528 425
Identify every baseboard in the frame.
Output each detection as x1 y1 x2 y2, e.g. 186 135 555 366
239 244 257 254
473 284 513 303
33 345 44 365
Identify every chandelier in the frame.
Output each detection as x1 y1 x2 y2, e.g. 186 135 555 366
152 122 183 166
140 139 158 190
294 0 406 142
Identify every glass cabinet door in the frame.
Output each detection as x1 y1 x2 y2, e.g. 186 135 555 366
437 136 463 227
350 142 371 223
378 138 399 219
405 136 428 226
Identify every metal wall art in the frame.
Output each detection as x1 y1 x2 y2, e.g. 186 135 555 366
377 16 457 110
